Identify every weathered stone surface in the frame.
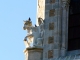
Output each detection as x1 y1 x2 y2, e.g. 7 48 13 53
37 0 45 25
45 5 52 10
54 43 60 49
45 0 55 4
24 48 43 60
61 49 66 57
45 3 59 10
54 49 60 58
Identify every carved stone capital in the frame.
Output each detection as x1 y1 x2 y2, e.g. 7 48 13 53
62 0 70 8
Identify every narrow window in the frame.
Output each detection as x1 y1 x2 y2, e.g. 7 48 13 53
49 23 54 30
48 50 53 58
49 9 55 17
48 37 54 44
50 0 55 4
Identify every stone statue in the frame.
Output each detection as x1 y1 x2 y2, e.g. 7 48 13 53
38 17 44 26
24 36 32 48
23 18 32 34
23 17 44 48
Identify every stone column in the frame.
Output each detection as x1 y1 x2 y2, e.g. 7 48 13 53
36 0 45 26
24 47 43 60
61 0 69 56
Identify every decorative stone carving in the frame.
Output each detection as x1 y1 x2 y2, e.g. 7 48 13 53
48 50 53 58
38 17 44 26
49 9 55 17
49 22 54 30
37 18 44 46
23 18 44 48
23 18 32 27
24 36 33 48
24 37 30 48
62 0 70 8
37 38 43 46
48 37 54 44
23 18 32 34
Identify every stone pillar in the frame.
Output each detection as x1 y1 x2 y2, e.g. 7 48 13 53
36 0 45 26
24 47 43 60
43 0 62 59
61 0 69 56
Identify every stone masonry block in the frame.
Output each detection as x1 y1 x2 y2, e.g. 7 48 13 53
24 48 43 60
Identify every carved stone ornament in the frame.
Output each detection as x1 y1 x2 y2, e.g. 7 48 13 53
49 22 54 30
48 50 53 58
38 17 44 25
23 19 32 26
23 18 44 48
62 0 70 8
24 36 32 48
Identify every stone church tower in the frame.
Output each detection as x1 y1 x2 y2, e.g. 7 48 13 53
23 0 80 60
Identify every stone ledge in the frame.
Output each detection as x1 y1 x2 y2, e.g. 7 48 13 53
26 47 43 50
23 47 43 53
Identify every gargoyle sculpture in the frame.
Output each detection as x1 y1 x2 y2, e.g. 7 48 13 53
23 17 44 48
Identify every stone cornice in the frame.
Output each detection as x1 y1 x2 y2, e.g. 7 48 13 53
23 47 43 53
